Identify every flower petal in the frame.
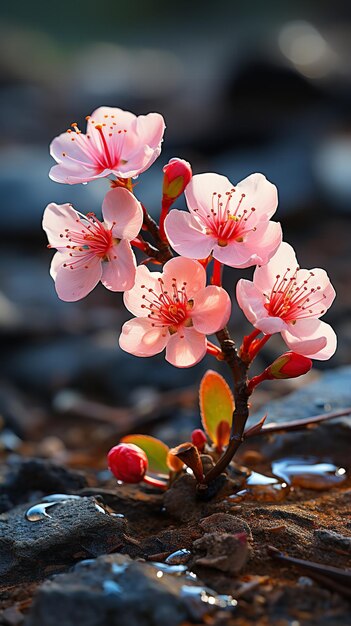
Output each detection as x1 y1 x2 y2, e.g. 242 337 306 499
293 267 336 315
49 133 103 184
235 173 278 220
236 279 267 325
162 257 206 295
124 265 163 316
87 106 136 132
49 251 67 280
119 317 168 357
102 187 143 240
164 209 215 259
165 328 207 368
236 278 287 334
43 203 81 248
213 220 282 269
135 112 166 152
185 173 233 216
116 112 166 177
192 286 231 334
282 319 337 360
54 258 102 302
253 242 299 293
101 241 137 292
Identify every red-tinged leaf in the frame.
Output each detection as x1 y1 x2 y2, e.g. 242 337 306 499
216 420 231 452
121 434 170 476
199 370 234 446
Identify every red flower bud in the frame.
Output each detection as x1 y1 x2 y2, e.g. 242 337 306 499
266 351 313 380
162 158 192 205
107 443 148 483
191 428 207 452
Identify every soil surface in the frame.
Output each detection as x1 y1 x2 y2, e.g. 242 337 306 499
0 370 350 626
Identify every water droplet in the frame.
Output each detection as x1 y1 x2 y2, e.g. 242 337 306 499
229 470 289 502
102 580 123 595
165 549 191 565
103 580 123 594
25 502 58 521
152 562 188 575
272 457 347 490
74 559 95 570
111 562 128 575
44 494 82 503
181 585 237 609
25 493 108 522
94 502 107 514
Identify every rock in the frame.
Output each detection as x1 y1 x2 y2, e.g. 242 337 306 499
0 457 87 512
163 474 198 522
25 554 236 626
192 532 249 574
247 366 351 464
199 512 253 540
0 496 126 584
314 529 351 555
4 334 208 402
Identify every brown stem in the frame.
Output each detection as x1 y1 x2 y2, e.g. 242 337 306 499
267 545 351 599
203 326 250 485
142 205 173 264
246 406 351 438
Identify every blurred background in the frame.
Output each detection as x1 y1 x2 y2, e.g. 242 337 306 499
0 0 350 462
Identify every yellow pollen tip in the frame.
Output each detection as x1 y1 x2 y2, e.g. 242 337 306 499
169 305 178 315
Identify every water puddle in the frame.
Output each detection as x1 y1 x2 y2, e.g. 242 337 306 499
272 458 347 490
229 470 289 502
25 493 115 522
228 457 347 502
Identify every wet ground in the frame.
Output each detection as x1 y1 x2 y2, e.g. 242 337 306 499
0 366 350 625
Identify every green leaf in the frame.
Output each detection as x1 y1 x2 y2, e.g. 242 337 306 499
199 370 234 446
121 434 170 476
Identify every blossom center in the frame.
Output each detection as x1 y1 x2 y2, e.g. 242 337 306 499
59 212 115 270
193 189 256 246
264 268 327 322
63 115 128 173
140 278 194 332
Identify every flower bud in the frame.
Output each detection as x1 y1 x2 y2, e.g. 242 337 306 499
107 443 148 483
191 428 207 452
162 158 192 206
266 352 313 380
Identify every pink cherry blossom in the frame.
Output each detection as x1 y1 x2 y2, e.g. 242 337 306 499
119 257 231 368
236 242 337 360
49 106 166 184
164 172 282 268
43 187 143 301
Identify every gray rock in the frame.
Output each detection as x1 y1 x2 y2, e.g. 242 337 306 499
0 457 87 511
248 366 351 463
314 529 351 555
199 513 253 540
0 496 126 584
192 532 249 574
25 554 236 626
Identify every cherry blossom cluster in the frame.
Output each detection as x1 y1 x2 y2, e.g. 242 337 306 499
43 105 336 367
43 105 337 486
